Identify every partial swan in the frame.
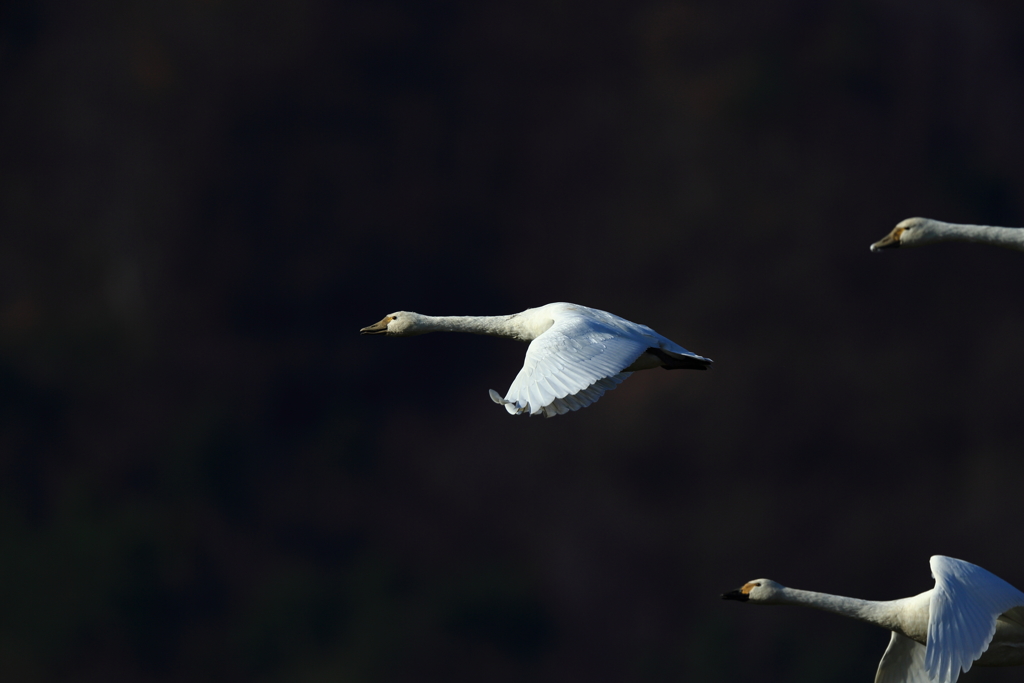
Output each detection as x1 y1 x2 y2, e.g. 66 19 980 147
871 217 1024 252
722 555 1024 683
360 302 712 417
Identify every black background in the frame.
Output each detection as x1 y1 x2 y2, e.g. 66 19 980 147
2 1 1024 681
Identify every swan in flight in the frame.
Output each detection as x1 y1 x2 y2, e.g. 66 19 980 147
871 217 1024 252
360 302 712 417
722 555 1024 683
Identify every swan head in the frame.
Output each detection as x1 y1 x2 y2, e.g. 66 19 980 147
359 311 427 336
721 579 786 604
870 217 936 251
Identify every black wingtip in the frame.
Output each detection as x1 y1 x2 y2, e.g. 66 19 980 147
650 348 714 371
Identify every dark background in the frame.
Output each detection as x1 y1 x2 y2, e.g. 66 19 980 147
2 1 1024 681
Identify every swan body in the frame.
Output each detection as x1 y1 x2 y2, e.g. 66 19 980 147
359 302 712 417
722 555 1024 683
871 217 1024 252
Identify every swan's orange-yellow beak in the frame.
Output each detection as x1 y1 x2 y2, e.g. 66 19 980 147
870 227 904 252
359 316 393 335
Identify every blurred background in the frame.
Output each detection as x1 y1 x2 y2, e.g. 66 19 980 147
2 1 1024 681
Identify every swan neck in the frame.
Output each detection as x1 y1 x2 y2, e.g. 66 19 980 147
778 588 902 632
418 315 523 339
926 221 1024 251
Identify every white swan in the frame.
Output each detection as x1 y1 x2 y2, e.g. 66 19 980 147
359 302 712 417
871 217 1024 252
722 555 1024 683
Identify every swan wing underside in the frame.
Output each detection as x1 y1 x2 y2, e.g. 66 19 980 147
925 555 1024 683
493 316 648 417
875 632 931 683
1000 605 1024 628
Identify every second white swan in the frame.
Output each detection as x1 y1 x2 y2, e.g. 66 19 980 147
871 217 1024 252
360 302 712 417
722 555 1024 683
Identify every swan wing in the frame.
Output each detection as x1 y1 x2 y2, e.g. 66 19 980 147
491 314 647 417
1000 605 1024 628
875 632 931 683
925 555 1024 683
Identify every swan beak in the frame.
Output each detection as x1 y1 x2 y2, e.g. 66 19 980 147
870 229 902 252
721 589 749 602
359 316 393 335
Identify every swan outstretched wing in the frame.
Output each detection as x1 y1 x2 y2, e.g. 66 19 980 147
925 555 1024 683
491 315 648 417
875 632 931 683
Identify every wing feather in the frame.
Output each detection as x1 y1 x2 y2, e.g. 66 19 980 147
561 393 582 411
875 632 931 683
544 373 570 396
925 555 1024 683
498 315 648 416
